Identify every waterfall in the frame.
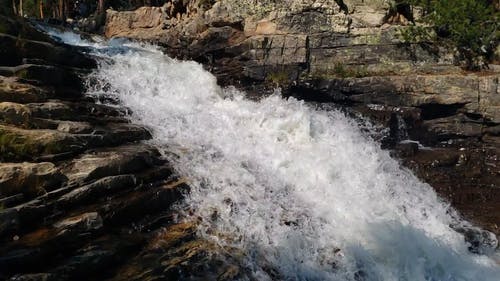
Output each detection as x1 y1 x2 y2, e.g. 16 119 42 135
46 29 500 281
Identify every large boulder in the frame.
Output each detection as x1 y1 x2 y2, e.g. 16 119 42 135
105 7 165 39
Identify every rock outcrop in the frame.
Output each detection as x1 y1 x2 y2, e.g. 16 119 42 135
104 0 452 81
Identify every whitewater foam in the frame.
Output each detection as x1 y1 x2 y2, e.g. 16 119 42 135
49 30 500 281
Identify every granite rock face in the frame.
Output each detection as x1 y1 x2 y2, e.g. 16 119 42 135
104 0 452 82
103 1 499 134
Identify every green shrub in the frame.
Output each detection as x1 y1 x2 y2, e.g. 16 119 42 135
401 0 498 70
332 63 370 78
266 71 290 86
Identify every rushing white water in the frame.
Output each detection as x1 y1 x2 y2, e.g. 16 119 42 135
49 30 500 280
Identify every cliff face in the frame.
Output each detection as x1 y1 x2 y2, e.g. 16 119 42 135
105 0 453 80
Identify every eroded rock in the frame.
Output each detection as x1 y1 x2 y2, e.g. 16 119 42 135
53 212 103 234
0 102 32 127
0 125 86 161
61 144 160 186
0 76 49 103
0 162 65 198
57 175 136 206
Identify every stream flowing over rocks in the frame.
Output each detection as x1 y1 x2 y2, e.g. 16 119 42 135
2 18 496 281
104 0 500 238
0 1 499 280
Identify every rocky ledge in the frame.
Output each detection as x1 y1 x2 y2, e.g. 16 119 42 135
0 15 245 280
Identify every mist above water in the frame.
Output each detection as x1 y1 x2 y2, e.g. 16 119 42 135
49 29 500 281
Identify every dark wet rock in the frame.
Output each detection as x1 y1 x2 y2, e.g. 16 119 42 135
27 101 127 121
392 142 419 158
26 102 74 120
53 212 103 234
57 175 137 207
47 237 142 280
61 144 160 186
0 121 151 162
56 121 94 134
0 175 191 279
9 273 54 281
0 212 103 276
0 162 66 199
0 207 20 238
0 76 50 103
101 178 188 225
135 164 175 185
0 125 87 161
348 104 421 146
0 198 50 238
0 16 95 72
422 114 484 141
109 221 245 281
0 102 33 127
90 123 152 147
0 32 96 68
0 100 130 130
400 140 500 235
484 125 500 136
0 64 86 93
453 225 499 255
0 15 53 44
0 193 25 208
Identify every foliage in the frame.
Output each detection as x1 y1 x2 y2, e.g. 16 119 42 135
332 63 370 78
401 0 499 70
266 71 290 86
0 0 13 15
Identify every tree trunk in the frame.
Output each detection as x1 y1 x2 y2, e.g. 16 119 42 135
98 0 105 14
39 0 44 18
47 0 53 18
58 0 64 20
18 0 23 16
12 0 17 15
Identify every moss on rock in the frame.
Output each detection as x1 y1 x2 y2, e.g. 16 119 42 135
0 125 84 161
